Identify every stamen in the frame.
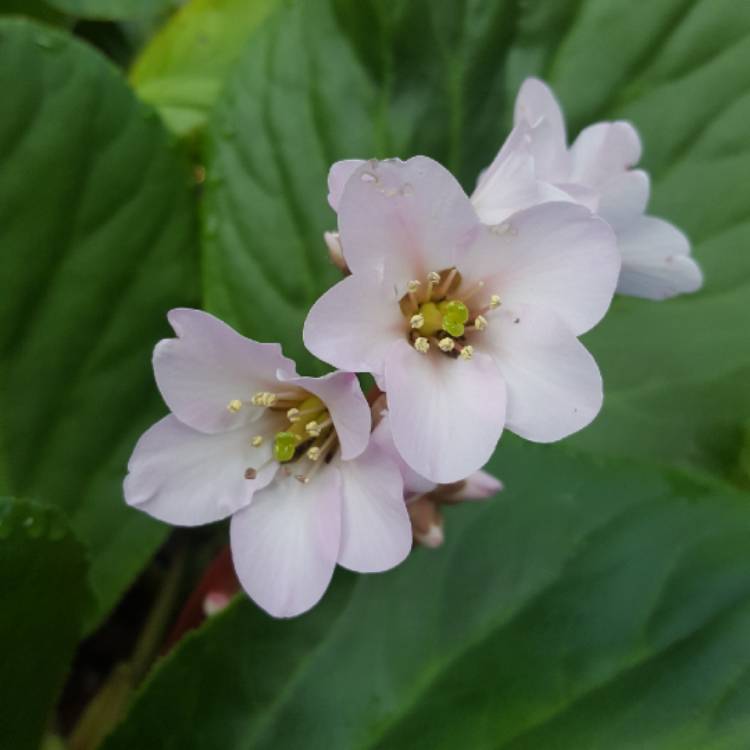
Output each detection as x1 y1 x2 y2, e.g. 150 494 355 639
407 280 421 310
438 337 455 352
250 435 264 447
306 417 331 437
490 294 501 309
459 345 474 361
434 268 457 299
227 399 243 413
244 468 257 480
286 408 300 422
414 337 430 354
474 315 488 331
425 271 441 300
410 313 425 330
306 446 321 461
251 391 276 407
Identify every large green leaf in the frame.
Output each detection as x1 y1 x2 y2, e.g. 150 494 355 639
130 0 281 136
0 497 89 750
0 19 199 624
46 0 174 21
202 0 750 477
102 442 750 749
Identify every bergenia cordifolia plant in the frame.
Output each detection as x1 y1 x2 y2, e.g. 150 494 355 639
473 78 703 299
124 309 412 618
124 76 702 621
304 156 620 483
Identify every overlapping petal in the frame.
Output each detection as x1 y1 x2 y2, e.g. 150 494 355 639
482 306 603 442
124 415 277 526
462 202 620 335
154 308 296 434
337 157 480 292
384 340 506 483
230 467 342 618
336 444 411 572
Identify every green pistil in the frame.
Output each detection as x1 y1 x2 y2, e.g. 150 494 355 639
274 432 300 462
414 298 470 337
417 302 443 336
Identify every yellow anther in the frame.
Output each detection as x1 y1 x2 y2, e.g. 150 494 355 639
414 337 430 354
286 407 300 422
227 399 243 413
427 271 441 284
438 337 455 352
460 345 474 360
251 435 263 447
410 313 425 329
407 279 421 293
474 315 488 331
307 446 321 461
251 391 276 406
306 420 322 437
489 295 501 309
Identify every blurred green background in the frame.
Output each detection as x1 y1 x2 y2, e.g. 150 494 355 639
1 1 749 748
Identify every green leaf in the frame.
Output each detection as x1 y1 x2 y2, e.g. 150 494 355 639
102 443 750 749
203 0 750 475
0 19 199 625
0 497 90 750
46 0 174 21
130 0 281 136
0 0 69 25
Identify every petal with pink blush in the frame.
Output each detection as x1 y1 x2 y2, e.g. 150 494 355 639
483 306 603 443
280 370 371 461
327 159 365 211
371 415 437 497
462 202 619 336
303 271 402 377
569 121 642 187
336 444 411 573
384 340 506 484
154 308 297 434
124 415 277 526
451 470 504 501
513 78 570 182
230 467 342 618
337 157 480 291
616 216 703 300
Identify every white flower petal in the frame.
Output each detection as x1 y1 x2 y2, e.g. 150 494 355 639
616 216 703 299
230 467 342 618
337 444 411 573
124 415 277 526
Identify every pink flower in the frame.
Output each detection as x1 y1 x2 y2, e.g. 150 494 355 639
473 78 703 300
124 309 411 618
304 157 619 483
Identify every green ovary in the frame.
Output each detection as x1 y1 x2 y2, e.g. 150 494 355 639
415 299 469 337
273 432 299 462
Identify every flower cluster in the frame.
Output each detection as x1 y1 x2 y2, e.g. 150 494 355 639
124 78 701 618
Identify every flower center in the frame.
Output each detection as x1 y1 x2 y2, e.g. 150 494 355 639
225 391 338 484
400 268 500 359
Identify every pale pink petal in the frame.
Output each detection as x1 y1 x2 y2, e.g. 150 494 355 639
513 77 570 182
616 216 703 299
472 123 541 224
154 308 297 434
328 159 366 211
279 370 371 461
483 306 603 442
551 182 600 212
124 415 277 526
569 121 642 188
371 414 437 497
230 467 342 618
596 170 650 229
451 470 504 500
336 444 411 572
337 157 480 291
384 340 506 484
461 202 620 336
303 271 402 377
